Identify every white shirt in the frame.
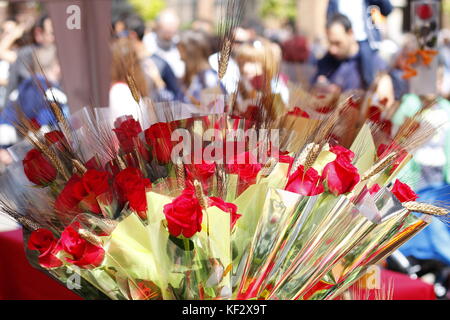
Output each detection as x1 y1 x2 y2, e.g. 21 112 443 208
338 0 368 42
109 83 142 121
209 53 240 94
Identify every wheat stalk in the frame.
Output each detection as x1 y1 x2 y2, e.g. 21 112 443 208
403 202 449 216
175 160 186 190
126 74 141 104
360 152 397 182
194 180 208 210
260 157 278 177
72 159 87 175
27 132 71 181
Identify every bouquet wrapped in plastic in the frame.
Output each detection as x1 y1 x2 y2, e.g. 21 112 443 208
0 1 448 299
0 79 447 300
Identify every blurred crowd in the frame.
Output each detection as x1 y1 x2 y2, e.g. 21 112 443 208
0 0 450 298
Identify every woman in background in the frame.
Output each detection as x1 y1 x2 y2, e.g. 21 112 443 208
177 30 221 104
110 38 149 120
235 38 289 105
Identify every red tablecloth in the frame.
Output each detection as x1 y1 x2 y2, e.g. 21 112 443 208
0 229 82 300
0 229 437 300
347 269 436 300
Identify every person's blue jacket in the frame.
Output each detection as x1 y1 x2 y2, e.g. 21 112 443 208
327 0 393 49
0 75 69 127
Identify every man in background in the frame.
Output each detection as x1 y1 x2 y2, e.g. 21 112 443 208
143 10 185 80
313 14 387 92
126 15 184 101
327 0 393 88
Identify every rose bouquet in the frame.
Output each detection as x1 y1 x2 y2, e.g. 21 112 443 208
0 82 447 301
0 0 448 299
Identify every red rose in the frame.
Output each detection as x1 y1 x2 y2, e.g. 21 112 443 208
368 184 381 195
30 118 41 130
227 152 262 186
115 168 151 219
391 180 418 203
145 122 174 164
377 143 408 173
323 157 360 195
285 165 324 196
381 119 393 136
368 106 382 123
209 196 241 228
330 145 355 162
57 223 104 268
113 117 143 153
242 105 260 119
55 170 111 215
45 130 66 145
316 106 333 114
186 160 216 182
278 151 294 166
163 188 203 238
55 175 83 214
85 157 103 171
416 4 433 20
288 107 310 118
23 149 57 186
28 229 62 268
348 98 360 110
82 170 110 195
250 75 265 91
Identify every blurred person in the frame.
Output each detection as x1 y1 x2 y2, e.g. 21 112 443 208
192 19 214 35
112 16 128 39
313 14 388 92
177 30 222 104
0 44 68 150
143 9 185 79
110 38 148 120
0 19 25 109
0 148 12 171
327 0 393 87
6 14 54 103
438 30 450 99
235 39 289 104
209 35 240 95
234 18 264 48
126 14 184 101
280 26 312 87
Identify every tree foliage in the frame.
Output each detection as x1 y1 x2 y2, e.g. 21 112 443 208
128 0 166 21
260 0 297 21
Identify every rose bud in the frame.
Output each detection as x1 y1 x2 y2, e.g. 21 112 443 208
28 229 62 269
144 122 174 164
286 165 324 196
55 170 111 216
44 130 66 145
113 116 143 153
23 149 57 186
391 180 418 203
57 223 104 268
115 167 151 219
209 197 241 229
323 157 360 195
368 184 381 195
